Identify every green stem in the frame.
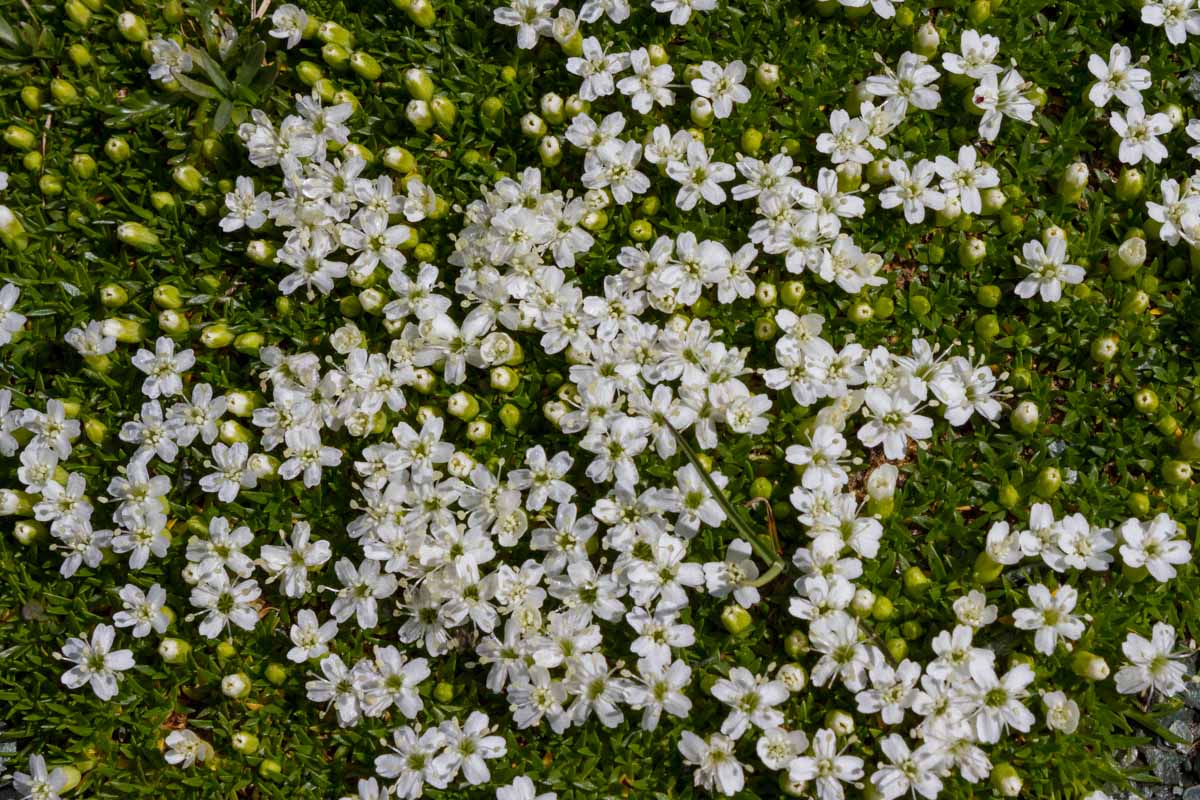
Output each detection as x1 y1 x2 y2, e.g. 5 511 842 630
669 424 784 569
749 560 785 588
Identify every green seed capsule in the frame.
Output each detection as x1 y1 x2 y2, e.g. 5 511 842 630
1163 459 1192 485
200 323 235 349
1156 415 1180 437
1090 334 1119 362
295 60 324 86
265 663 288 685
975 284 1001 308
69 153 97 180
850 301 874 324
321 42 350 70
629 219 654 242
783 630 808 658
39 174 64 196
317 20 353 48
21 86 43 111
231 732 259 755
22 151 41 171
150 191 176 212
749 476 773 500
780 281 805 307
1011 400 1039 434
959 237 987 268
1060 162 1089 202
974 313 1000 341
258 759 283 781
101 317 144 343
1115 166 1144 202
406 99 434 131
406 0 437 27
65 0 92 26
740 127 763 155
908 294 931 316
1133 387 1159 415
998 483 1020 509
754 316 778 340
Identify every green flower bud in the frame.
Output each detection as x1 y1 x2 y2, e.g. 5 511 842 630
629 219 654 242
117 221 161 252
68 43 92 67
1164 459 1192 485
1011 400 1039 435
50 78 79 105
447 391 480 421
980 187 1007 215
647 44 669 66
296 61 324 86
913 22 940 57
998 483 1020 509
13 520 46 545
520 112 547 138
159 637 191 663
101 317 145 343
871 595 896 622
412 368 436 394
780 281 805 307
65 0 92 26
247 240 276 265
317 20 354 48
313 78 337 103
153 285 184 310
225 391 258 418
221 672 252 698
976 284 1001 308
720 604 752 635
84 417 109 443
1115 166 1144 202
967 0 992 25
1090 334 1119 363
0 206 28 251
973 550 1004 584
749 476 773 500
1035 466 1063 498
824 710 855 736
740 127 763 155
258 759 283 781
98 283 130 309
406 0 437 27
430 96 457 129
1133 387 1159 415
172 164 204 194
1110 237 1146 280
231 732 259 755
959 237 987 268
4 125 35 151
581 209 608 232
866 158 891 185
850 301 874 324
105 136 131 162
755 62 780 89
218 419 253 445
321 42 351 71
690 97 715 127
265 663 288 685
349 51 382 81
991 763 1022 797
894 6 915 26
117 12 149 42
490 366 519 393
466 419 492 443
784 630 809 658
157 310 189 337
499 403 522 431
1060 161 1089 202
851 587 876 618
68 153 97 180
21 86 43 111
480 95 505 124
903 566 931 597
402 67 436 101
406 99 433 131
433 680 455 703
755 282 777 307
778 663 807 692
1071 650 1110 681
22 151 42 171
754 316 778 341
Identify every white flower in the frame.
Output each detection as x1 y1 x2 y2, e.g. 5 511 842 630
1118 513 1191 581
259 519 332 597
1042 690 1081 733
581 140 650 205
864 51 941 116
12 754 71 800
1147 178 1200 246
1114 622 1190 697
691 60 751 119
279 426 343 488
934 145 999 215
878 159 945 224
112 582 169 638
666 140 735 211
1111 105 1173 164
57 623 135 701
1013 583 1086 655
566 37 628 101
164 729 213 768
65 320 117 358
1088 44 1151 107
220 175 271 232
786 425 849 493
788 728 865 800
493 0 557 49
1141 0 1200 45
269 4 309 49
432 711 507 785
941 29 1002 79
375 725 449 798
973 68 1036 141
858 388 933 459
711 666 788 739
496 776 557 800
703 539 762 608
755 727 808 771
1013 237 1085 302
870 734 943 800
678 731 745 797
624 655 693 731
189 571 261 639
816 110 872 165
839 0 901 19
953 590 998 628
652 0 717 25
131 336 195 399
617 48 675 113
288 608 339 663
965 661 1035 743
200 441 258 503
0 283 25 347
329 557 398 630
147 38 193 83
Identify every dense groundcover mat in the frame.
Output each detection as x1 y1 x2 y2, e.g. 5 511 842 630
3 0 1200 797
